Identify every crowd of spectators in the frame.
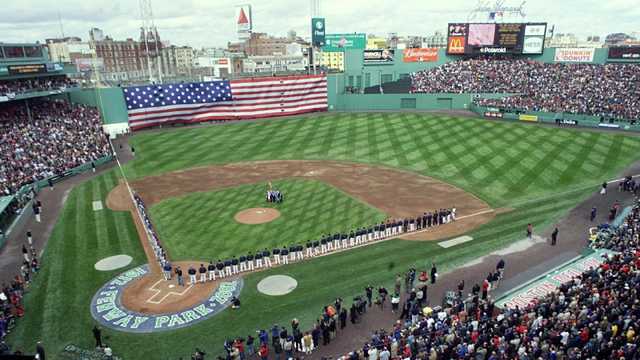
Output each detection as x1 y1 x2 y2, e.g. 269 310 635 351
409 58 640 121
0 76 77 98
330 199 640 359
0 99 110 196
0 232 41 347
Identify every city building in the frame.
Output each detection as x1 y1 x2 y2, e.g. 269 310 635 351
242 55 307 73
228 32 308 56
422 31 447 48
161 45 194 78
366 37 387 49
89 28 164 82
320 51 344 71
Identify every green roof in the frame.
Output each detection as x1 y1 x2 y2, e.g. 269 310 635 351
0 195 14 215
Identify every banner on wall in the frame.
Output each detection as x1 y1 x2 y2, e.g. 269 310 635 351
519 114 538 122
363 49 395 64
554 48 595 63
402 48 438 62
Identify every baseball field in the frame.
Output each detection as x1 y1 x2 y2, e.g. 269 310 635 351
9 112 640 358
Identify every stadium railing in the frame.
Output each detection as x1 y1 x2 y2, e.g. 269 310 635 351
469 103 640 132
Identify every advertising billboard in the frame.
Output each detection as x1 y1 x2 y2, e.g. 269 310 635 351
311 18 326 47
554 48 595 63
236 5 252 40
75 58 104 72
402 48 438 62
363 49 395 64
323 33 366 51
446 22 546 55
608 46 640 60
8 63 47 75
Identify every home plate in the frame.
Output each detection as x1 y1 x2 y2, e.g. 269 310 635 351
438 235 473 248
257 275 298 296
168 284 176 289
92 201 103 211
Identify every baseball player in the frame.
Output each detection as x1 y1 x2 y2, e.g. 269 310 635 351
26 231 33 246
247 252 255 271
229 256 237 274
224 258 233 276
281 247 289 265
341 234 348 248
320 238 327 254
162 261 172 280
289 245 298 261
216 259 225 278
333 233 341 250
262 248 272 267
188 266 197 285
255 251 263 269
273 247 281 265
326 235 334 252
306 241 314 258
296 245 303 261
199 264 207 283
239 255 247 272
208 261 216 281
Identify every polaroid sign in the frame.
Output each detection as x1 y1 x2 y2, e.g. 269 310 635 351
311 18 326 46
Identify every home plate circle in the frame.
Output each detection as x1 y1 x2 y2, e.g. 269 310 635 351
257 275 298 296
94 255 133 271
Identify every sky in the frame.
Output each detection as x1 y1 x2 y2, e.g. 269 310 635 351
1 0 638 48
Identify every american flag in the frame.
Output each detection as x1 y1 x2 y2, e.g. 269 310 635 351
124 75 327 131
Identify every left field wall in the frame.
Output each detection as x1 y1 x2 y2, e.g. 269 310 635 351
68 88 130 136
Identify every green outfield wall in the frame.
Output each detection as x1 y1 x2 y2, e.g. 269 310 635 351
68 88 129 124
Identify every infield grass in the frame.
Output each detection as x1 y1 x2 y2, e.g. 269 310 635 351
149 179 386 260
9 113 640 359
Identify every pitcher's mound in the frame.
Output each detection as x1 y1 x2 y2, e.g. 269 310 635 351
257 275 298 296
234 208 280 224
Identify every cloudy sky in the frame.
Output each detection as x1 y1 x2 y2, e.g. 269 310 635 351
1 0 638 48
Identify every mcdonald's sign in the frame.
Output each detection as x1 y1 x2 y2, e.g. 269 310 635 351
447 36 466 54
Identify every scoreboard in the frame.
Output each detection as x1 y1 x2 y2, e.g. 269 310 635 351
447 23 547 55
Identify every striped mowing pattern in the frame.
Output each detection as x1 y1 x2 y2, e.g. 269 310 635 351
127 113 640 207
149 179 387 261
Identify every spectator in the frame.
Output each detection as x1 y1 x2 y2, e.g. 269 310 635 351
410 58 640 121
0 99 110 195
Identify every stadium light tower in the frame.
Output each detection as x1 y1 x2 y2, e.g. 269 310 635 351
139 0 163 84
468 0 527 22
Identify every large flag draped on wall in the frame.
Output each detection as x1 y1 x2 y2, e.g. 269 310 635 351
124 75 328 131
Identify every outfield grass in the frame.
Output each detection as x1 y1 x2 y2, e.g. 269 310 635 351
127 113 640 207
149 179 387 260
9 113 640 358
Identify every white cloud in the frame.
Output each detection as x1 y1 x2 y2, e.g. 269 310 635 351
0 0 638 48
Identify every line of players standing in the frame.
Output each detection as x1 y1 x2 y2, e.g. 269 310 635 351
163 208 456 284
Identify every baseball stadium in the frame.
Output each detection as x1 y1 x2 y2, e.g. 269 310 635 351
1 2 640 360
